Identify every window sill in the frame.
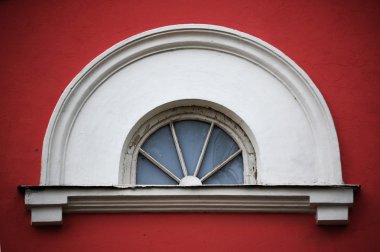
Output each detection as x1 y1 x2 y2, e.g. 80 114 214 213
19 185 358 226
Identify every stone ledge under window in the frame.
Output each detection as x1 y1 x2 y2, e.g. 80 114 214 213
19 185 359 226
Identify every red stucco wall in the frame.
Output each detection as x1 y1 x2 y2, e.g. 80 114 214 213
1 0 379 251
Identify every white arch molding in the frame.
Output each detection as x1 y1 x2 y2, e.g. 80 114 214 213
21 24 357 226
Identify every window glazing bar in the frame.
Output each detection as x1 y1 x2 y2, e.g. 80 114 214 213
193 122 214 177
170 122 188 177
200 149 242 182
139 148 181 183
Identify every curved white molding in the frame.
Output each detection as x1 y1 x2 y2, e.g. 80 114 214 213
41 24 342 186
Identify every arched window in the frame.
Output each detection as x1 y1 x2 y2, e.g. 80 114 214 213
21 24 357 226
123 107 255 186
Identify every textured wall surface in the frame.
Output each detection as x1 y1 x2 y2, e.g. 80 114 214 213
1 0 379 251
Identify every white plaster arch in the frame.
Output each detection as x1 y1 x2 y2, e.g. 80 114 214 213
41 24 343 186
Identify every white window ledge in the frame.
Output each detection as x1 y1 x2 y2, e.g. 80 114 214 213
19 185 358 226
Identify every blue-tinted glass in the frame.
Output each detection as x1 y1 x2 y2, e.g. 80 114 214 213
203 154 244 184
136 154 177 185
198 126 240 178
174 120 210 176
137 120 244 185
141 125 183 179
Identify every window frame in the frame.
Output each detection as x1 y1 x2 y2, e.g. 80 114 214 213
122 106 256 186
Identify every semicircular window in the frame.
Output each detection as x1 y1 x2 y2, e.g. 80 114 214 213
136 120 244 186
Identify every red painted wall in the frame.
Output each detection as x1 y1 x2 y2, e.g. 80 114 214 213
1 0 379 251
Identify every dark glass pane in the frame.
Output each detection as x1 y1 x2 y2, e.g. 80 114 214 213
203 154 244 184
136 154 177 185
141 125 183 179
174 120 210 176
198 125 240 178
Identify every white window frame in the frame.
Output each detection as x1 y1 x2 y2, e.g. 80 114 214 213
122 106 256 186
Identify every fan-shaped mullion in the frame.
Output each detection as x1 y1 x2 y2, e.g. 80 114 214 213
200 149 242 182
139 148 181 183
194 122 214 177
170 122 188 177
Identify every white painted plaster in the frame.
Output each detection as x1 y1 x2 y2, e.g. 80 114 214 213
317 206 349 225
179 176 202 186
24 25 357 226
31 207 62 225
41 24 343 186
65 49 315 185
24 186 355 225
